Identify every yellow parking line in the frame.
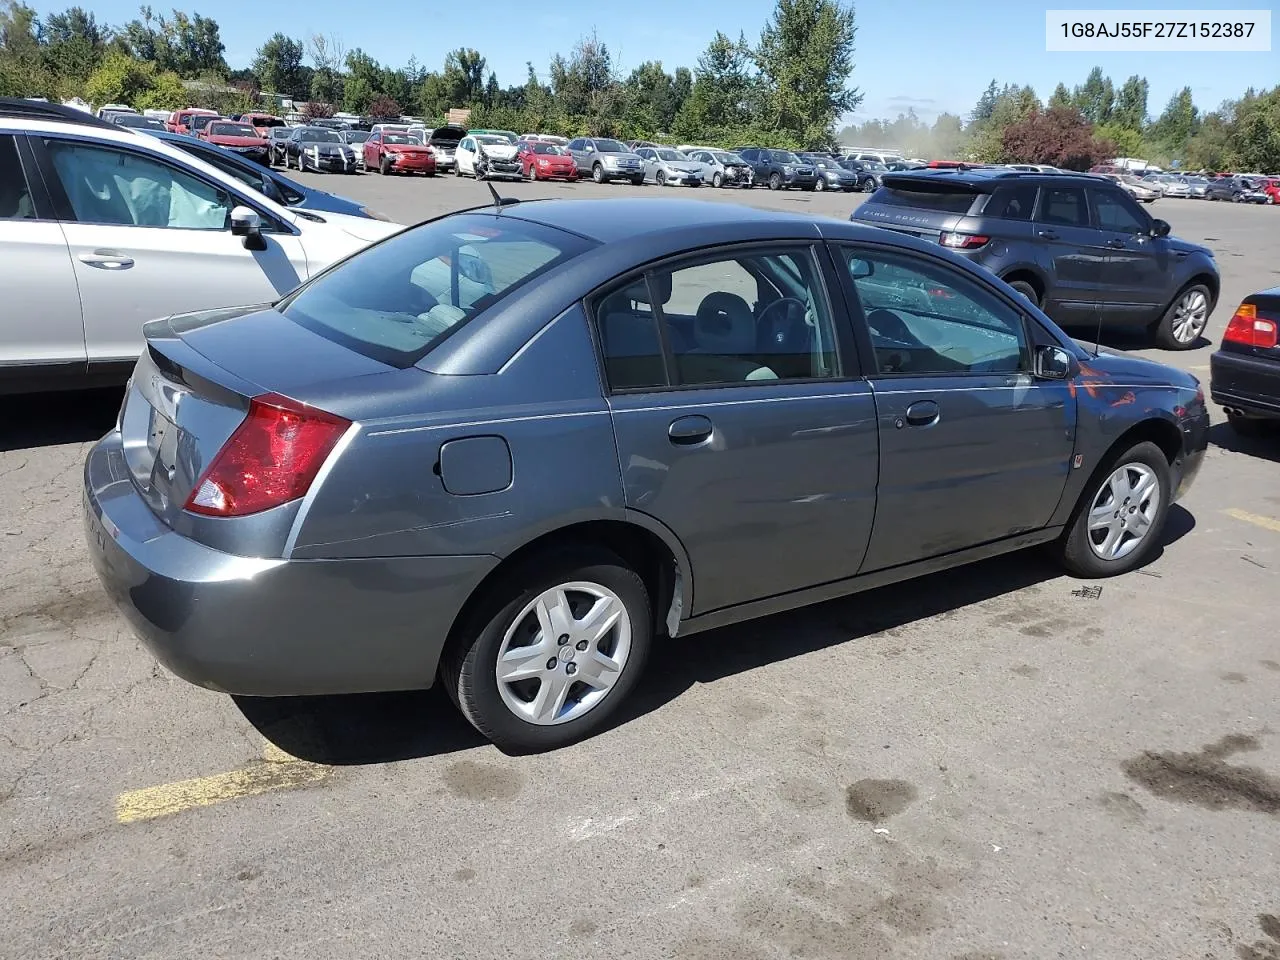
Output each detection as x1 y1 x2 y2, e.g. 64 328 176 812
115 741 329 824
1224 508 1280 535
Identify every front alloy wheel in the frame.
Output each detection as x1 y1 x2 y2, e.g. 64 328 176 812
1086 462 1161 562
1155 284 1211 349
442 548 652 751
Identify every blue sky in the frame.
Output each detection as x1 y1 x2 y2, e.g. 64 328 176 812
40 0 1279 123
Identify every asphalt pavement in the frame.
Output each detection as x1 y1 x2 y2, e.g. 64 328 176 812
2 176 1279 960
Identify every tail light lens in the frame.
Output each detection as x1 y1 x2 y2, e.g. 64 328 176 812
940 232 990 250
185 394 350 518
1222 303 1279 349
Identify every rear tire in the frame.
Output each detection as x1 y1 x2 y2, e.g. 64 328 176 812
441 547 652 752
1005 279 1040 307
1052 441 1171 578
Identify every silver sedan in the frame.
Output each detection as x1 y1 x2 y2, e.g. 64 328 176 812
635 147 704 187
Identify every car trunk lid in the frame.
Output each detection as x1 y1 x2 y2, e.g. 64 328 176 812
120 305 391 526
853 177 983 240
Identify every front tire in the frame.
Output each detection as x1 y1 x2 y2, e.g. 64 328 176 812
441 548 652 752
1154 283 1212 350
814 177 826 192
592 163 605 184
768 172 782 191
712 172 722 188
1053 441 1171 578
380 155 391 176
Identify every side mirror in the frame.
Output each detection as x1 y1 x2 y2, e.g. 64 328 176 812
1151 218 1171 237
848 258 875 279
1034 344 1072 380
230 205 266 251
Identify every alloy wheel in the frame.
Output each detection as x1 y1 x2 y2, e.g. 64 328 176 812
1087 463 1161 561
494 581 633 726
1171 289 1209 343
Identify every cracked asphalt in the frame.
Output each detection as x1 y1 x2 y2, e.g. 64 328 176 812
3 182 1279 960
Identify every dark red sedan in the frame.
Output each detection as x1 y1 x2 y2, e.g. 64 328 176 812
519 141 579 181
364 131 436 176
199 120 270 164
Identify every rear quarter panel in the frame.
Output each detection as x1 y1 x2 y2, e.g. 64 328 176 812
287 303 625 560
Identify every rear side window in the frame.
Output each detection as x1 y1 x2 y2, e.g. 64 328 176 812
870 186 978 214
984 184 1038 221
0 134 36 219
1037 187 1088 227
280 214 594 367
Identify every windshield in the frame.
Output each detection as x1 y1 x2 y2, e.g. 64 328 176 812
475 135 508 146
771 150 800 163
531 143 565 155
190 115 217 131
383 134 416 144
656 149 684 161
344 132 369 143
279 214 594 366
713 152 744 164
593 139 628 153
210 122 257 137
302 129 343 143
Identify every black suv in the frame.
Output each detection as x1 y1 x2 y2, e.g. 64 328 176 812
1205 175 1254 201
840 158 887 192
735 147 817 191
852 168 1220 349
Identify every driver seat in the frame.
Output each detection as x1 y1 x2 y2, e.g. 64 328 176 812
678 292 777 383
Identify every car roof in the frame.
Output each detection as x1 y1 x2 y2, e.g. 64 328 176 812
503 197 856 244
881 168 1106 192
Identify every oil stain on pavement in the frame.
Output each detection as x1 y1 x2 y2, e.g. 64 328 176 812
1123 734 1280 815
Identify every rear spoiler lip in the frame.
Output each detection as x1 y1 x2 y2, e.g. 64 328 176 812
880 172 993 193
144 308 271 404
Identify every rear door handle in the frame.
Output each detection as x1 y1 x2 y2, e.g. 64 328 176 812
904 400 940 427
1036 230 1058 240
78 250 134 269
668 415 713 445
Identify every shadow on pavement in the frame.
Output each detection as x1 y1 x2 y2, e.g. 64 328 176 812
0 388 123 453
1208 420 1280 464
238 510 1195 763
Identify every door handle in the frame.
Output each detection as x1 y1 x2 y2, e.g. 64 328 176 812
1036 230 1058 240
78 250 134 269
668 415 713 445
1105 238 1127 249
904 400 940 427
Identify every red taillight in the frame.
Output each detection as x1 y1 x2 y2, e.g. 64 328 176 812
185 394 350 518
940 232 990 249
1222 303 1278 349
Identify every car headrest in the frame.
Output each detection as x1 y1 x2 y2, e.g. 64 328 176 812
694 292 756 354
612 271 672 307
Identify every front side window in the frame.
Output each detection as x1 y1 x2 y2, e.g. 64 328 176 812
44 139 232 230
0 134 36 220
1037 187 1088 227
842 247 1028 376
280 214 592 366
1092 190 1148 234
595 247 840 391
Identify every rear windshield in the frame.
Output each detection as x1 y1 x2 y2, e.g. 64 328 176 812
279 215 594 366
870 185 979 214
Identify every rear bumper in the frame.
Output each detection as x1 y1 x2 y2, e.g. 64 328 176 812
83 433 498 696
1211 349 1280 419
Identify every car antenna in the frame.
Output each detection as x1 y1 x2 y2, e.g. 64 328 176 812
487 181 519 213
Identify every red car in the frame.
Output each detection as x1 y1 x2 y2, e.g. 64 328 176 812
199 119 270 164
166 107 219 135
520 141 579 181
363 131 436 176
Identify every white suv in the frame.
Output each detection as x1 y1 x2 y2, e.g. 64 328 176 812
0 100 404 394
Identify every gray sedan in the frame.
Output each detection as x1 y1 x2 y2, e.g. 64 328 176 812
635 147 704 186
83 197 1209 752
683 148 754 187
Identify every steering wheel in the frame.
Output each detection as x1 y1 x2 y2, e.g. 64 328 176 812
757 297 808 346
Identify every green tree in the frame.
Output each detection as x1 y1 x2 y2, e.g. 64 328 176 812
1047 82 1072 109
971 80 999 122
307 32 344 104
84 49 157 105
1150 86 1199 153
134 67 184 109
754 0 862 144
251 32 304 98
673 31 754 139
1072 66 1113 125
1095 122 1143 157
117 6 225 77
1111 75 1148 130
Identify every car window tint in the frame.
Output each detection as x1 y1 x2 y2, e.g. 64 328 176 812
1092 190 1147 234
1037 187 1088 226
44 139 231 230
280 214 591 367
843 248 1028 376
597 249 839 390
873 187 977 214
0 134 36 219
986 183 1037 221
